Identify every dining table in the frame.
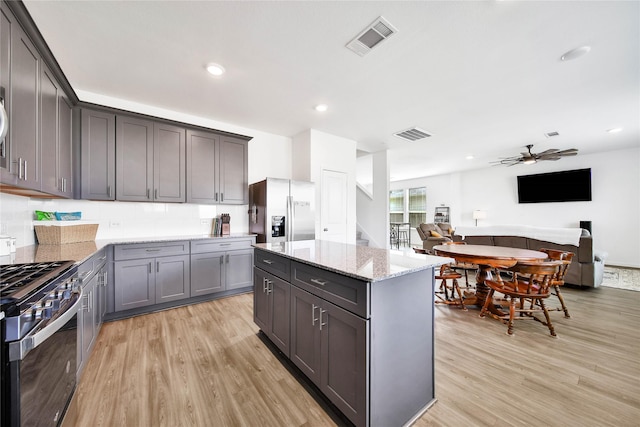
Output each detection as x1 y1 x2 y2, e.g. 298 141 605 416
432 244 548 314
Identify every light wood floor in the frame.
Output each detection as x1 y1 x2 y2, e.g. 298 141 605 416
63 285 640 427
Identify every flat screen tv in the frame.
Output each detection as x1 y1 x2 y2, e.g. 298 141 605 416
517 168 592 203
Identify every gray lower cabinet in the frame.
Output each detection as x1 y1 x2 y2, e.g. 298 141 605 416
80 108 116 200
254 248 435 427
77 249 107 378
190 238 255 296
254 268 290 356
290 284 367 426
113 254 190 311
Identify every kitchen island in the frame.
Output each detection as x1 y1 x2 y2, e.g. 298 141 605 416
253 240 451 427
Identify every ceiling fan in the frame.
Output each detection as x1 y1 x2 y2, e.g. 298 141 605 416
492 144 578 166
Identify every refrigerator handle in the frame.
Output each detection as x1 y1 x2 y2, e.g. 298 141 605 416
287 195 293 241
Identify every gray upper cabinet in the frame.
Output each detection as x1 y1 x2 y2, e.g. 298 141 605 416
0 3 15 184
186 129 218 204
219 135 248 204
40 64 72 197
80 109 115 200
186 130 248 205
116 116 185 202
153 122 185 202
116 116 153 201
8 19 40 190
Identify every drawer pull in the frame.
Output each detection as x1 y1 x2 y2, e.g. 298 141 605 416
145 249 161 252
220 243 231 246
262 259 274 265
310 278 327 286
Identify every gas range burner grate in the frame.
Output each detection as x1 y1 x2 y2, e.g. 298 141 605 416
0 261 75 302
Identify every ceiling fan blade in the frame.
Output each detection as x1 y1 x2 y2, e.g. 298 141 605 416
555 149 578 156
535 149 560 156
539 156 562 161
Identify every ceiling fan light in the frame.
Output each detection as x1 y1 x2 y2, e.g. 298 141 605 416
523 158 537 165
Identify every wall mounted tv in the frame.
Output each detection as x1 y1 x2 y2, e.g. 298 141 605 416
517 168 592 203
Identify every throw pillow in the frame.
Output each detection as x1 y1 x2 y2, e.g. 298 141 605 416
430 230 443 238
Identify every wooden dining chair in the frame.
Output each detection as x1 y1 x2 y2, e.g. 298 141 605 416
414 247 466 310
539 248 574 318
480 260 562 336
443 241 476 289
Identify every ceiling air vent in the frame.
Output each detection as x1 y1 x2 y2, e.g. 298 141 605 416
544 131 560 138
346 16 398 56
394 127 432 142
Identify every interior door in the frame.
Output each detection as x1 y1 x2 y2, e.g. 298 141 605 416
321 169 348 243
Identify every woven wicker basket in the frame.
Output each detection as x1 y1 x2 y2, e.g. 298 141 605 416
34 222 98 245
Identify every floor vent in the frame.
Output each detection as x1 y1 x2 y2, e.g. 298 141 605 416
346 16 398 56
394 127 432 142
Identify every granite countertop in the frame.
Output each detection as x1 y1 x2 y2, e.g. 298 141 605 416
0 233 256 266
254 240 452 282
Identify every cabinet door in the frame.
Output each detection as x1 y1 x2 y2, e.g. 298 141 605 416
114 258 155 311
0 3 15 184
225 248 253 290
320 301 368 427
80 274 98 373
116 115 153 201
155 255 190 303
57 95 73 197
10 22 40 190
253 268 269 332
191 252 224 296
96 266 107 329
186 129 219 204
218 136 248 204
268 275 290 356
153 123 185 202
80 109 115 200
39 63 59 195
290 285 322 385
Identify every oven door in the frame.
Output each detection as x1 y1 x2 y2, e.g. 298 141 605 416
6 289 82 427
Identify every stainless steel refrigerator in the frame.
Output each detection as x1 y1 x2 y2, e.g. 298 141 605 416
249 178 315 243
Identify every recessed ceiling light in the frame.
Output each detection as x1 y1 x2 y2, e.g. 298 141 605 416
315 104 328 112
607 127 623 133
206 63 225 76
561 46 591 61
465 155 474 160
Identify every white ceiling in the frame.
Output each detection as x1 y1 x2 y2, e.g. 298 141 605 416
23 0 640 182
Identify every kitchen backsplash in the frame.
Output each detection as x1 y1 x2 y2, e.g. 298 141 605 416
0 193 249 248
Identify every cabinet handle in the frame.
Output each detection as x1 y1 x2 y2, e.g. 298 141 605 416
220 256 224 266
107 185 112 197
148 263 152 274
155 189 158 199
310 278 327 286
145 249 161 252
146 189 150 199
225 254 229 264
319 309 327 330
262 259 274 265
263 277 268 293
266 280 273 294
23 160 27 180
18 158 23 179
312 304 319 326
221 193 224 202
157 261 159 273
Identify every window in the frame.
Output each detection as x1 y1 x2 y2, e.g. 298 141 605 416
408 187 427 227
389 187 427 227
389 189 404 223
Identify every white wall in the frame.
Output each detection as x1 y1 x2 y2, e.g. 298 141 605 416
356 150 389 248
292 129 357 244
391 147 640 267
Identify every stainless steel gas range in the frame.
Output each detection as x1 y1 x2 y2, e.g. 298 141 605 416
1 261 80 427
